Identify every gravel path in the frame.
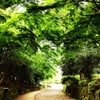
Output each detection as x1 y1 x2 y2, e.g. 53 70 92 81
15 89 74 100
15 84 75 100
34 89 74 100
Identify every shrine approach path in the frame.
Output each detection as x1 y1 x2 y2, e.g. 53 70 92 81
15 84 75 100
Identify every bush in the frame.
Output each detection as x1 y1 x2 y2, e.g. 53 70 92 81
61 75 79 85
61 75 79 99
88 79 100 99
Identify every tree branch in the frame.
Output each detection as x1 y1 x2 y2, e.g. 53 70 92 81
26 0 68 13
93 0 100 10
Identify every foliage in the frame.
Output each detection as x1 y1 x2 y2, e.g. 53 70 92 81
61 75 79 99
88 79 100 92
0 4 61 88
61 75 79 85
0 0 100 90
76 54 100 80
61 58 76 76
79 80 88 87
62 47 100 80
88 79 100 99
60 0 100 81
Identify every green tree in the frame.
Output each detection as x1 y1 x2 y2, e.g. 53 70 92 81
0 6 60 88
1 0 100 88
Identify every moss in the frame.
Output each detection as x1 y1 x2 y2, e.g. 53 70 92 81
94 89 100 100
81 87 88 100
62 76 80 99
62 77 100 100
88 79 100 93
88 79 100 100
79 80 88 87
62 85 67 94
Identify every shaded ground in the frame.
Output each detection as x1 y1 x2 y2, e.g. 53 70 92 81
15 90 41 100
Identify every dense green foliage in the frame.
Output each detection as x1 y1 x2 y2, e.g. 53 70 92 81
0 0 100 89
0 2 61 87
61 75 79 99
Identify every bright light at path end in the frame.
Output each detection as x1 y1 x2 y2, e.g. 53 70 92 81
50 84 63 89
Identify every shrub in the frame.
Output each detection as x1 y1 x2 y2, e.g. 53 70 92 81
61 75 79 99
61 75 79 85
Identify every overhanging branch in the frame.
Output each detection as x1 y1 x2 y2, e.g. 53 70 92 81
93 0 100 9
26 0 69 13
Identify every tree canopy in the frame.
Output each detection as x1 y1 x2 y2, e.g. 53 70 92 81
0 0 100 88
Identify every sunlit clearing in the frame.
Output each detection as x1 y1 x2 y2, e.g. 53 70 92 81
54 66 62 83
50 84 63 89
